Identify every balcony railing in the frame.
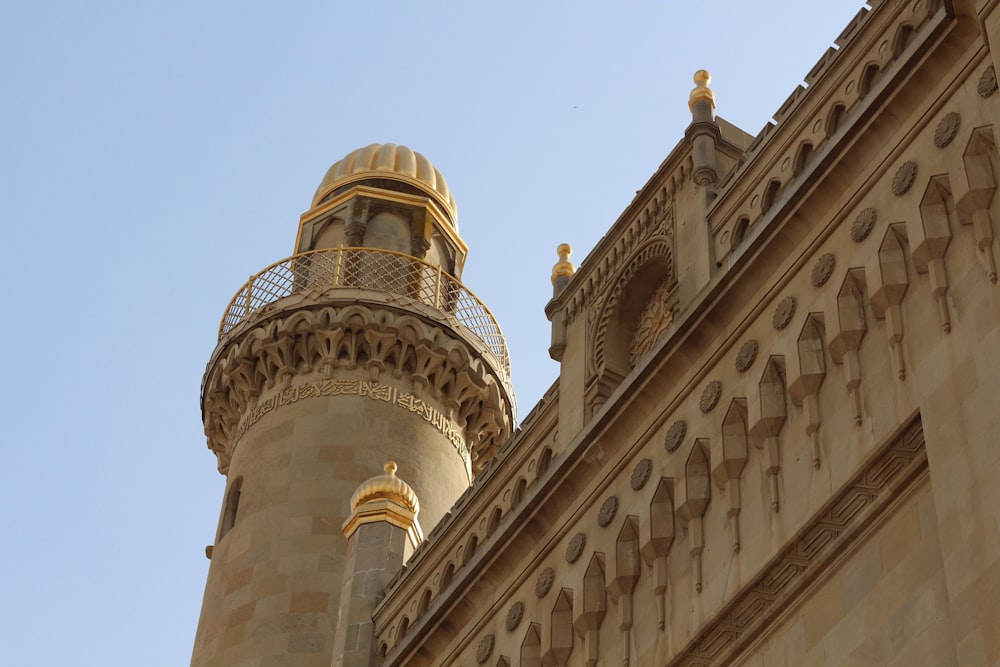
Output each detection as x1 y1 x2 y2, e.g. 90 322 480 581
217 247 511 379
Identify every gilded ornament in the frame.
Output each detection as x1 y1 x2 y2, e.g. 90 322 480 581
933 112 960 148
598 496 619 528
551 244 576 285
772 296 796 330
699 380 722 413
811 253 836 288
851 208 877 242
664 420 687 453
566 532 587 564
504 601 524 632
535 567 555 597
736 340 759 373
476 634 495 664
978 65 997 98
630 458 652 490
891 161 917 196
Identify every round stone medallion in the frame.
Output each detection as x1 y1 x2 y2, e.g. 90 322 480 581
736 340 759 373
978 65 997 97
598 496 619 528
699 380 722 413
933 112 960 148
566 532 587 564
891 161 917 196
505 601 524 632
811 253 836 288
664 419 687 452
476 634 495 664
772 296 796 330
630 458 652 490
535 567 555 598
851 207 877 242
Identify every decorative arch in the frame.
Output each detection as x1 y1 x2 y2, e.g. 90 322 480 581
511 477 528 508
589 238 676 411
536 447 553 479
732 216 750 249
416 588 432 618
486 506 502 537
892 23 916 57
793 142 814 177
859 62 882 97
761 179 782 213
827 103 847 135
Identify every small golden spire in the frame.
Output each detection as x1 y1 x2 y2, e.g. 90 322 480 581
688 69 716 111
551 243 576 285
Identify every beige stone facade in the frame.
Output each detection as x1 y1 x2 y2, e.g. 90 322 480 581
193 1 1000 665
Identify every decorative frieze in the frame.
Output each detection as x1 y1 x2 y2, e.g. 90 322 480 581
236 378 470 472
202 303 513 474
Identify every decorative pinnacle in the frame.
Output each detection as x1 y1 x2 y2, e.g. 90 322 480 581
551 243 576 285
688 69 716 111
350 460 419 514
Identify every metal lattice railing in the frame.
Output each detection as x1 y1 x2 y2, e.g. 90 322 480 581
218 247 510 378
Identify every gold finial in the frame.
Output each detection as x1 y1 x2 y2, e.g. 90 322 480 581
688 69 716 111
551 243 576 285
350 460 419 514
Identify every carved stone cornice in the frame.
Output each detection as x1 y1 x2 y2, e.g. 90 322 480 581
202 300 514 475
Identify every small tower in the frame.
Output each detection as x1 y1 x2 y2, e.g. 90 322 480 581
193 144 515 666
332 461 422 667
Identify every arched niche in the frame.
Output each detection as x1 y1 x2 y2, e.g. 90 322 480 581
589 243 676 412
364 210 411 253
312 216 346 250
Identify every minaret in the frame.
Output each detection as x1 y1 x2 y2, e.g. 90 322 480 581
193 144 515 666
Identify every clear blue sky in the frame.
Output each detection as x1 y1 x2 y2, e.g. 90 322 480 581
1 2 864 664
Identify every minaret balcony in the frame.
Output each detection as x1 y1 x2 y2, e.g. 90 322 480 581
216 246 511 385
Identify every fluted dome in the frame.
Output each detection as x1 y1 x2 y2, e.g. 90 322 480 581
350 461 419 515
313 143 458 227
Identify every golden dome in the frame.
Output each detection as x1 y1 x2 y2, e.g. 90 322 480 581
350 461 420 515
312 143 458 226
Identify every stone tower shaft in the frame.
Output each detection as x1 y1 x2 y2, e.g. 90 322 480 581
192 144 514 666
